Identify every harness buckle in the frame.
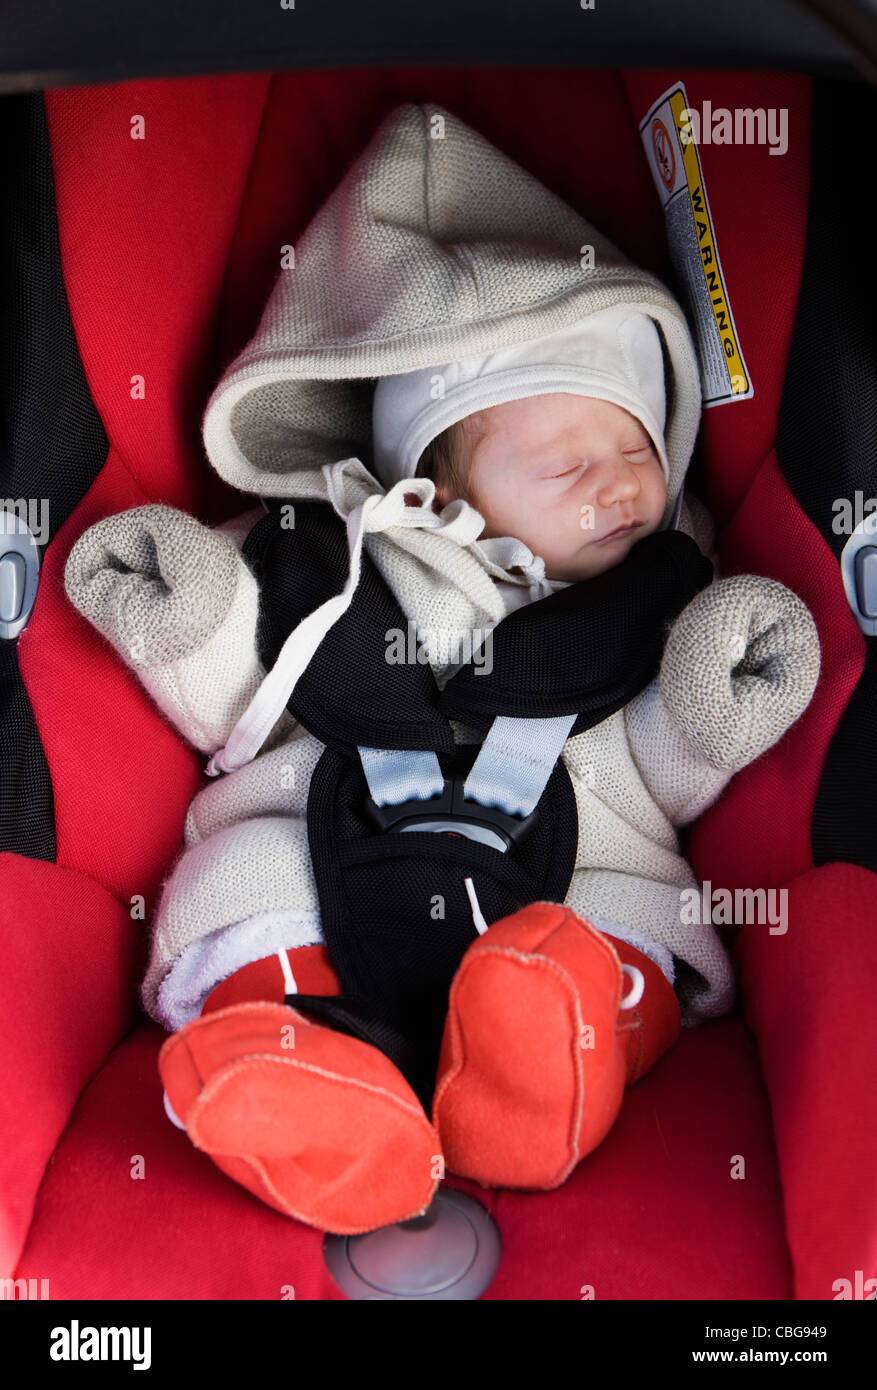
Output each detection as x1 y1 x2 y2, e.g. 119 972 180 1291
365 772 537 852
840 512 877 636
0 509 40 640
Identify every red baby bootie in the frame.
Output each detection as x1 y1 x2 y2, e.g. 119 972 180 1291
431 903 680 1190
159 944 442 1234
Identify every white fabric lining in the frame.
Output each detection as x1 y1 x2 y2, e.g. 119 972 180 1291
579 912 676 986
156 908 323 1030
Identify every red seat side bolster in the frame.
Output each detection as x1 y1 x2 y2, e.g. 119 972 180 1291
733 863 877 1300
0 854 141 1278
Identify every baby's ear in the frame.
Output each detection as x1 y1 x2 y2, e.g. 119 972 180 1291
432 478 454 511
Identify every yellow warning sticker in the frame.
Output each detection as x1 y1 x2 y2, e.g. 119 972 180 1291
640 82 752 407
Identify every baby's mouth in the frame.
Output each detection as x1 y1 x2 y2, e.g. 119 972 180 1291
597 520 640 543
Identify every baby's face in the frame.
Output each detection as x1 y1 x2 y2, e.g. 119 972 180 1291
438 394 668 582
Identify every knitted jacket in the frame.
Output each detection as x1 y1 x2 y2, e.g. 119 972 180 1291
64 102 821 1033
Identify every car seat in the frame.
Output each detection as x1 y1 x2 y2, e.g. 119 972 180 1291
1 7 876 1302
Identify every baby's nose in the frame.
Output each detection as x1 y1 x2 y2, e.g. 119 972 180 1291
596 457 640 504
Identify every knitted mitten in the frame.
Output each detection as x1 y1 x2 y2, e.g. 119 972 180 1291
431 903 680 1190
159 944 442 1234
64 503 295 754
658 573 821 770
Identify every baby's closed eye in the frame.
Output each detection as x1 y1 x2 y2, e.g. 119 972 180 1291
544 461 589 480
543 443 654 480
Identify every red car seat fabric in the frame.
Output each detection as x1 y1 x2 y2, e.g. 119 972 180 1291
2 65 873 1297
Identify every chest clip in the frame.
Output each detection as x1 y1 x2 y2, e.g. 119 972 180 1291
365 772 536 853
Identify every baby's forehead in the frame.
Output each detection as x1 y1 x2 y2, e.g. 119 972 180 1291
469 395 642 438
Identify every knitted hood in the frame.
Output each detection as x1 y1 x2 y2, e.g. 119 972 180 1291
200 101 706 774
203 100 701 526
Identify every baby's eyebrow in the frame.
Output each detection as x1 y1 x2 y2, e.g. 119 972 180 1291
528 430 588 455
528 429 652 459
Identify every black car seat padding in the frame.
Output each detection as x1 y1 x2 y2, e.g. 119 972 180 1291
0 93 109 859
775 76 877 872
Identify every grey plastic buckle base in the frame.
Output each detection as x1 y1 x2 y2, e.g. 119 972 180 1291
840 512 877 637
0 510 41 640
323 1188 502 1300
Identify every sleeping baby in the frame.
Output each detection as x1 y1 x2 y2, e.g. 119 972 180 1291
63 101 820 1236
